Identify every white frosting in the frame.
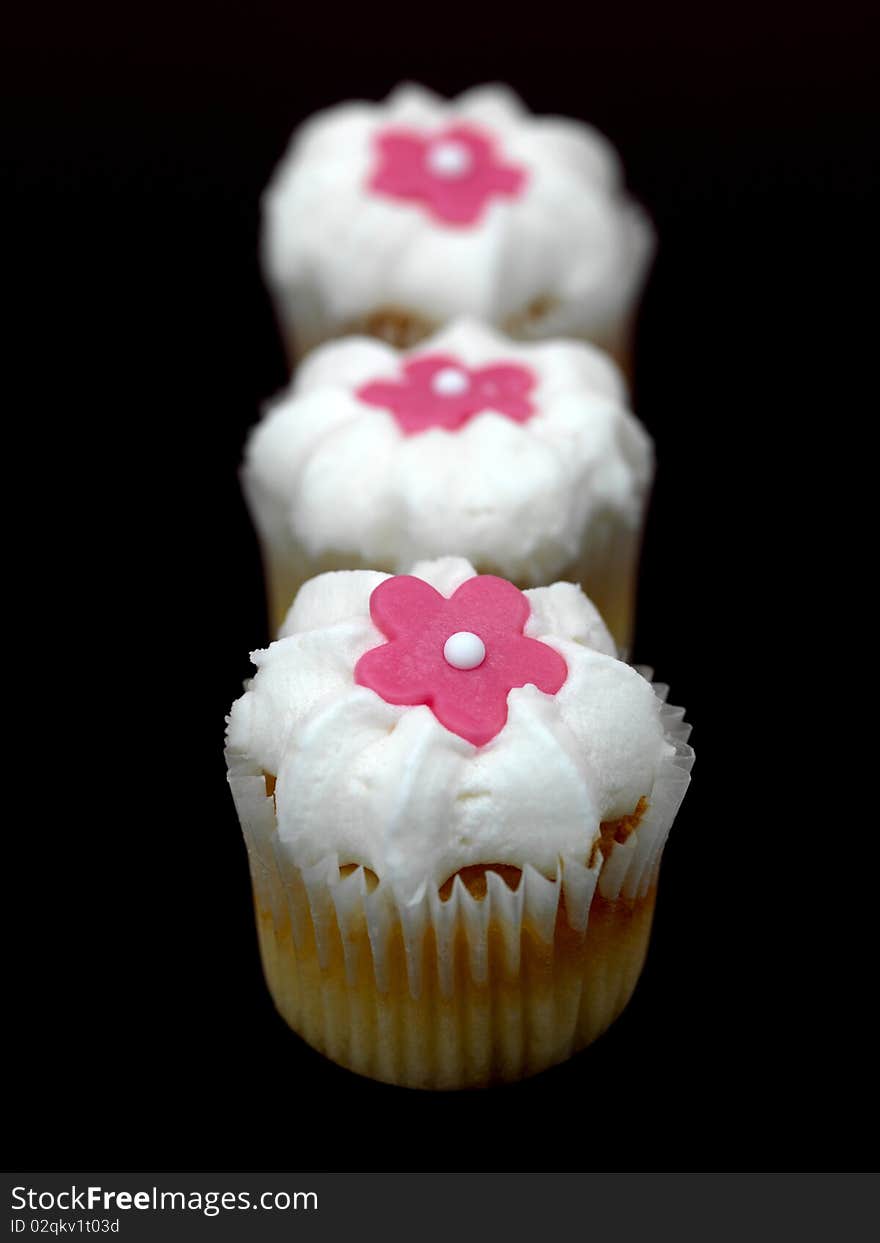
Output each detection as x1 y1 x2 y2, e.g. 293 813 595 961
226 558 673 897
242 318 653 586
261 83 654 345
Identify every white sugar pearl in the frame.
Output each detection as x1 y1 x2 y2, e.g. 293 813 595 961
432 367 470 397
426 140 472 178
443 631 486 671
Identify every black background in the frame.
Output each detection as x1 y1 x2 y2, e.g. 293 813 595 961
6 2 876 1172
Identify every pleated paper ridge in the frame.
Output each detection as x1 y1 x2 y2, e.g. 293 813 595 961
227 688 692 1002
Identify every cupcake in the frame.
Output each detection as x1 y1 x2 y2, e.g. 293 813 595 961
225 556 693 1090
241 318 653 652
261 83 654 373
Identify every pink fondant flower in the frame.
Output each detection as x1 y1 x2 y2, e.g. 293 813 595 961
368 123 527 226
355 575 568 747
357 354 536 435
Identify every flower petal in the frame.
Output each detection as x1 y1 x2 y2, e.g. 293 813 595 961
369 130 429 196
424 184 493 226
448 575 531 636
472 363 536 422
356 380 409 413
474 364 535 399
430 678 511 748
368 574 446 639
487 165 528 195
354 639 434 705
497 634 568 696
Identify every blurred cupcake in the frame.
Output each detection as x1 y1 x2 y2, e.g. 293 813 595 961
261 83 654 373
241 318 653 652
226 557 693 1089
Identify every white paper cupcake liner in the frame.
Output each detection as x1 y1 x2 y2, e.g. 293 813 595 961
226 683 693 1085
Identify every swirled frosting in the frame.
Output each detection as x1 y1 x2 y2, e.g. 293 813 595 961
242 318 653 586
261 82 654 347
225 558 673 897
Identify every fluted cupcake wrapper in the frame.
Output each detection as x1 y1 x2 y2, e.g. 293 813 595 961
226 684 693 1087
